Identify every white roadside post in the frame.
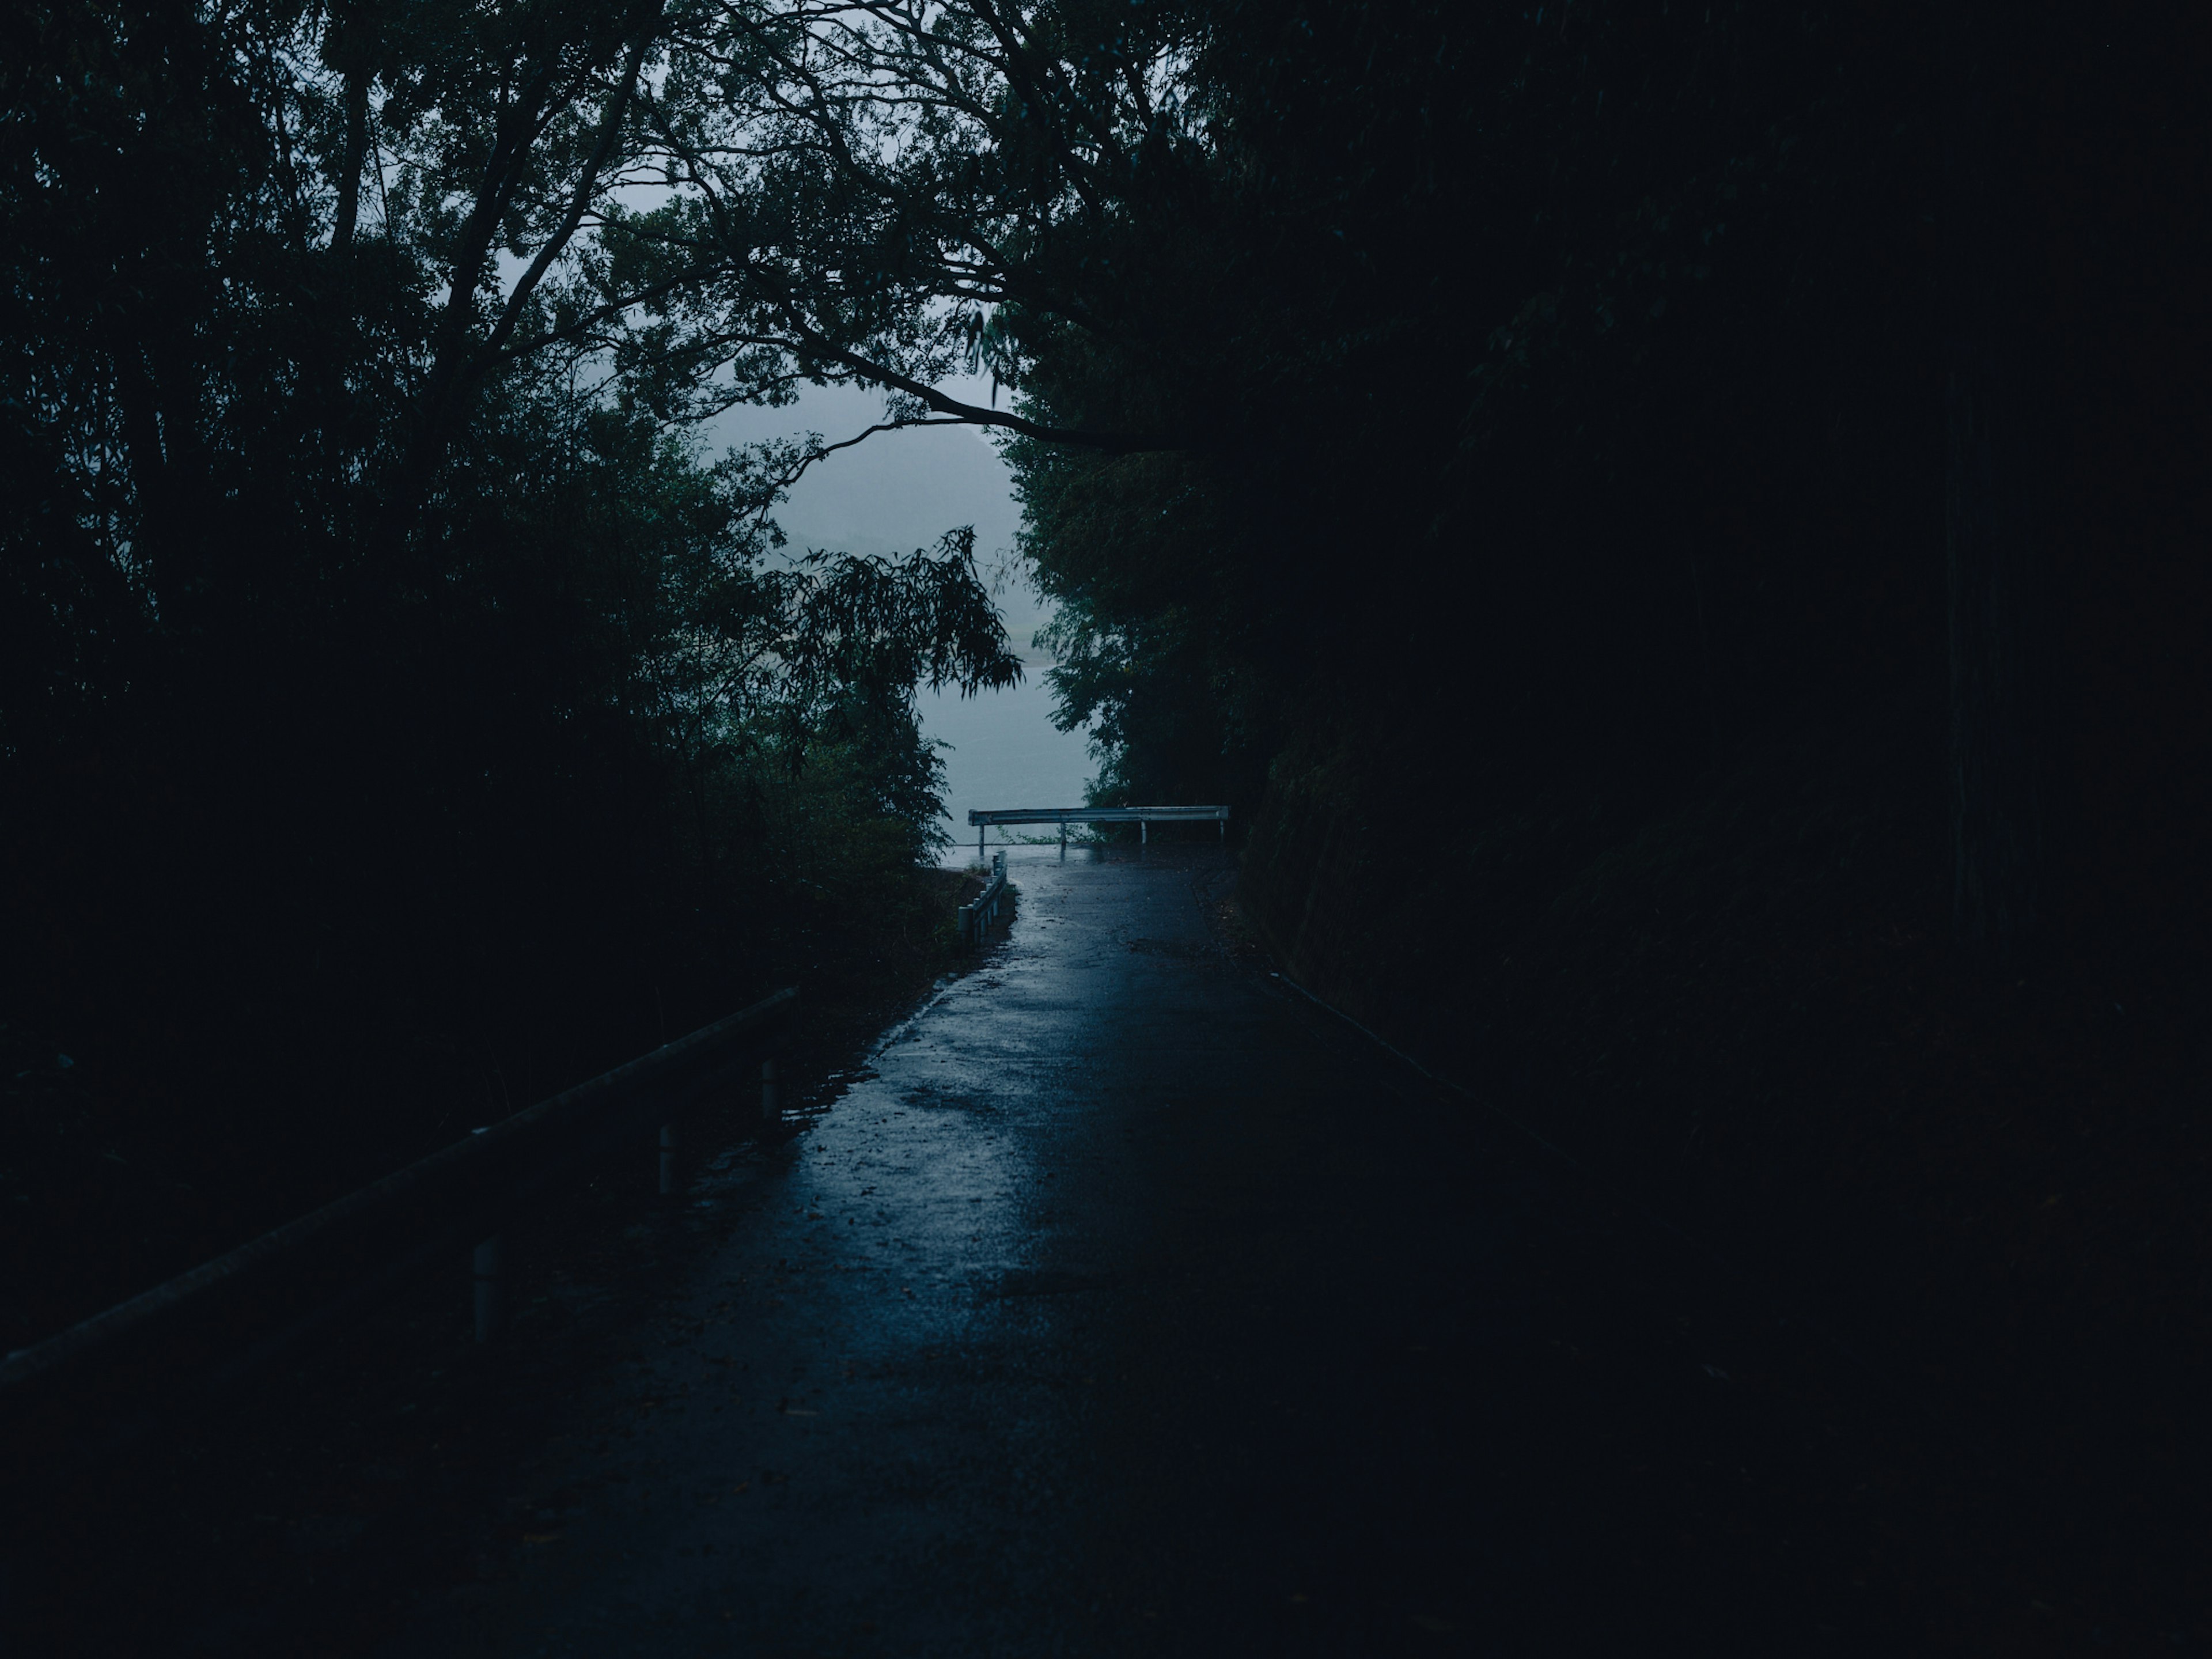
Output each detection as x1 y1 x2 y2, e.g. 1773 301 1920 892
974 805 1226 855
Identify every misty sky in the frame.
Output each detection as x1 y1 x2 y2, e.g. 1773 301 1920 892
704 376 1054 652
706 377 1097 849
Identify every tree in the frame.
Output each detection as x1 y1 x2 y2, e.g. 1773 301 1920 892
0 0 1028 1306
1942 1 2046 957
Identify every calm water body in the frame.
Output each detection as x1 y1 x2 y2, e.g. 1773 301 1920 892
919 664 1094 866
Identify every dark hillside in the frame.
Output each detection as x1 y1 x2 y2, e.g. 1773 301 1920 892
991 0 2212 1628
1244 738 2212 1631
7 0 2210 1635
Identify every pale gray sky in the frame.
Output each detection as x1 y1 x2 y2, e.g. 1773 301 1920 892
701 376 1094 839
705 376 1052 651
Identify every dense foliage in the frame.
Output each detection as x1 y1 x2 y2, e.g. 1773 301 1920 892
423 0 2199 960
979 0 2209 958
0 0 1027 1334
650 0 2202 972
6 0 2206 1342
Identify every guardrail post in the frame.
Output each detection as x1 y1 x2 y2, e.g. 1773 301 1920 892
1 984 801 1413
658 1122 679 1194
762 1057 780 1127
472 1234 505 1343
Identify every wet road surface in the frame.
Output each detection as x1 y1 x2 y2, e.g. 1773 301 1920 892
382 846 1907 1656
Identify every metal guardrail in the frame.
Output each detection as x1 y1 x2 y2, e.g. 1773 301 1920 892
966 804 1230 855
0 987 798 1427
958 851 1009 946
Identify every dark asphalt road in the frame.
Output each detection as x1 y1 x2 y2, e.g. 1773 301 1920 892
375 846 1916 1657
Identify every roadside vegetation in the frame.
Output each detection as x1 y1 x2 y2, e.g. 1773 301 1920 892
9 0 2210 1621
977 3 2212 1625
0 0 1024 1346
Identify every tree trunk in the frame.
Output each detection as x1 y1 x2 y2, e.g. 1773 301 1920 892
332 69 369 252
326 3 375 253
1944 3 2045 957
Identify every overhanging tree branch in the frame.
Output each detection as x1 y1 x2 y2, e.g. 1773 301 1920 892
791 327 1180 453
477 2 668 369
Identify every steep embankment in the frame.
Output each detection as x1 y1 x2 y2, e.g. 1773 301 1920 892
1240 726 2212 1612
0 865 997 1358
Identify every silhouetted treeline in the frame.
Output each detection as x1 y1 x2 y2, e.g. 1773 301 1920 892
973 13 2212 1604
994 0 2209 972
1 0 1018 1340
934 8 2212 1609
9 0 2208 1363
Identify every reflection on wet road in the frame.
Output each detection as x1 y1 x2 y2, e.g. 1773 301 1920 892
389 847 1884 1656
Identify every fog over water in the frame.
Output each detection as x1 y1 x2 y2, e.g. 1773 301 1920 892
706 381 1096 863
922 671 1096 864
